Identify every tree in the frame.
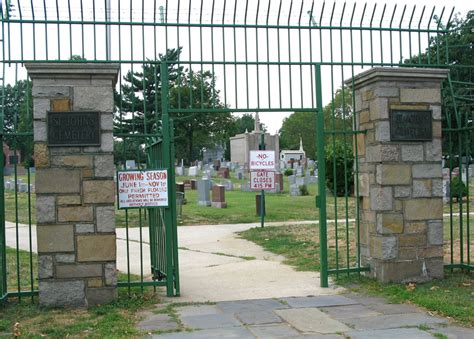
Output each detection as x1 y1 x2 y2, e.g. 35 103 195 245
279 88 352 160
2 80 33 166
115 48 235 164
224 113 255 160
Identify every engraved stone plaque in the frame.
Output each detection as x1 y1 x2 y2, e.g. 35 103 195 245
390 110 432 141
47 112 100 146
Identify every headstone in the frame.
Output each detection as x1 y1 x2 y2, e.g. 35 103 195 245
18 183 28 193
308 160 315 168
296 176 305 187
275 172 284 192
197 179 211 206
183 179 191 189
290 184 300 196
189 166 198 176
190 179 197 190
213 159 221 171
218 167 230 178
222 179 233 191
288 175 296 186
280 160 286 169
176 183 186 204
211 185 227 208
296 166 303 176
125 160 136 170
4 181 12 190
175 166 184 176
241 182 251 192
197 161 203 170
236 171 243 180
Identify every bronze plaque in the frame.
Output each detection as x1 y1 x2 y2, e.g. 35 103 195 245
390 110 432 141
48 112 101 146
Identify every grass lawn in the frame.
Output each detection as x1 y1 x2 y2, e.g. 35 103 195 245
239 223 474 326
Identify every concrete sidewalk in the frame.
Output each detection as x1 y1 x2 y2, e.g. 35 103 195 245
138 293 473 338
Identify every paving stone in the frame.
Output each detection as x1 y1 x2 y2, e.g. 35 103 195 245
281 295 357 308
247 323 300 338
177 305 222 317
346 328 434 339
428 325 474 338
235 310 282 325
137 313 179 332
275 308 351 334
180 313 241 330
342 313 447 330
217 299 287 314
342 293 389 306
366 302 422 315
320 304 381 319
152 327 254 338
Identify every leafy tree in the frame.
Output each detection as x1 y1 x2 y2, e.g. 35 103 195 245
325 140 354 197
2 80 33 166
115 48 234 164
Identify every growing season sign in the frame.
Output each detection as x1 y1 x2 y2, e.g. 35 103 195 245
117 170 168 209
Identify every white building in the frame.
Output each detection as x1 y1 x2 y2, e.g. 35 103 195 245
280 137 306 167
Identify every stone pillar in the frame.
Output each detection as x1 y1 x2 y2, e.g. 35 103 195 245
26 63 120 307
349 67 449 283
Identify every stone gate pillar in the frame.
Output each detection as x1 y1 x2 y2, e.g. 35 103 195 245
26 63 120 306
349 67 449 283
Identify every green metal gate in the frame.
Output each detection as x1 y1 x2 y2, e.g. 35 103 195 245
0 0 472 301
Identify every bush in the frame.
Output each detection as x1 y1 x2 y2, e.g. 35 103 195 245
324 141 354 197
299 184 309 196
284 168 294 176
450 176 467 202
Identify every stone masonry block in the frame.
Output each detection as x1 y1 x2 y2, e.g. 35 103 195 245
36 168 81 194
404 198 443 220
36 195 56 224
431 105 442 120
401 144 424 162
101 132 114 152
357 173 370 197
94 154 115 177
412 180 432 198
370 186 393 211
366 145 399 163
425 258 444 279
76 224 95 233
375 121 391 142
56 254 75 263
425 139 442 162
96 206 115 232
83 180 115 204
369 98 388 121
34 120 47 142
406 222 427 234
372 260 423 283
376 164 411 185
34 98 50 119
87 287 117 306
38 255 53 279
373 87 399 98
37 224 74 253
74 86 114 112
105 263 118 286
355 93 362 112
371 236 397 260
58 206 94 222
77 235 116 262
418 246 443 259
57 195 81 205
100 113 114 131
389 104 429 111
51 98 71 111
359 110 370 124
52 155 93 168
34 143 50 168
32 86 71 98
433 121 442 138
56 263 103 278
432 179 443 197
39 280 86 307
427 220 443 245
399 234 427 247
412 164 442 179
88 278 104 288
394 186 411 198
400 88 441 103
354 133 366 157
376 213 404 234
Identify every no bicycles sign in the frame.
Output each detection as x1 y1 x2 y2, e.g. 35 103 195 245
249 150 276 171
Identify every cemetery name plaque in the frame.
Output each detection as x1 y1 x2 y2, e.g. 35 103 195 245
390 109 432 141
117 170 169 209
47 111 101 146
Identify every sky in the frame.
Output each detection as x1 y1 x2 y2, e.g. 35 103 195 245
1 0 472 133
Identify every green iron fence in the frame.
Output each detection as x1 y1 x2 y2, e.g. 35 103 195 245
0 0 472 301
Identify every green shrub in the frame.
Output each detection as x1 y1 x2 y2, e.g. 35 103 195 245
324 141 354 197
299 184 309 196
450 176 467 201
284 168 294 176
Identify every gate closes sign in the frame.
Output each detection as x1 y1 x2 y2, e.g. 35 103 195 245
249 150 276 171
250 171 275 190
117 170 169 208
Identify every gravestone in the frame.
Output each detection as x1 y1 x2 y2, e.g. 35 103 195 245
218 167 230 178
288 175 296 186
240 182 251 192
213 159 221 171
308 160 315 168
189 166 198 176
197 179 211 206
211 185 227 208
190 179 197 190
222 179 233 191
176 183 186 204
125 160 136 170
275 172 284 192
27 63 119 307
236 171 243 180
290 184 300 196
175 166 184 176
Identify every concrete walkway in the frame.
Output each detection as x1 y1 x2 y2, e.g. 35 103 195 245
138 294 474 338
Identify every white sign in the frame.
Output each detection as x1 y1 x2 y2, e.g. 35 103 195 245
250 170 275 190
117 170 168 209
249 150 276 171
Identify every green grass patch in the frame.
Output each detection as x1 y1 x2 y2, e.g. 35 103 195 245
6 247 37 293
